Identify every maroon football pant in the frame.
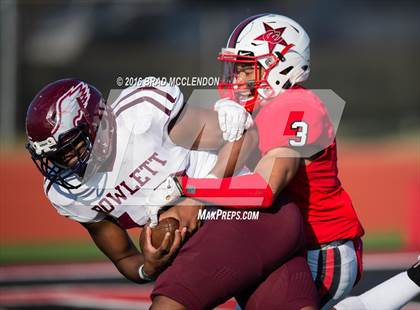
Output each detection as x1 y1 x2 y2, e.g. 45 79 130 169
237 256 319 309
152 201 319 309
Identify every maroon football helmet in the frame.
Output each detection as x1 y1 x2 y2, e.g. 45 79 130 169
25 79 114 189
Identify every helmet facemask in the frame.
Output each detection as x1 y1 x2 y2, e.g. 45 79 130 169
218 45 294 112
26 125 93 189
27 107 116 190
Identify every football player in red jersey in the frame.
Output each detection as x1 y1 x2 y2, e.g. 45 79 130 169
150 14 364 310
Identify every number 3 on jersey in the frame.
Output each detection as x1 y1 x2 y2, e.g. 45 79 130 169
289 121 308 146
283 111 308 147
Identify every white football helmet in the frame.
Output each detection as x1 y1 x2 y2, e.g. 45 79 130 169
218 14 310 111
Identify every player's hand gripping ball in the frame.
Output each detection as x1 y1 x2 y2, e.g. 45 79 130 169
140 217 180 250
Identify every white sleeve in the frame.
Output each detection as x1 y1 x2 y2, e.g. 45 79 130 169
45 183 106 224
52 202 106 223
111 78 184 128
162 83 184 122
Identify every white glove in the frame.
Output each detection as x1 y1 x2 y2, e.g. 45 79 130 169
145 177 183 227
214 98 253 142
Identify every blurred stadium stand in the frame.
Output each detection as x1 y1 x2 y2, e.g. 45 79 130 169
1 0 419 140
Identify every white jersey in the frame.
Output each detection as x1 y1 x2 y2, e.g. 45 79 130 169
45 79 217 228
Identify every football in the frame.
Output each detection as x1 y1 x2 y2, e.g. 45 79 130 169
140 217 180 250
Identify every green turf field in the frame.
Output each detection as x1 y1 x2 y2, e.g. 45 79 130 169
0 242 105 264
362 232 403 251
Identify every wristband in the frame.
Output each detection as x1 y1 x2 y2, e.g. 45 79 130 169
138 264 154 282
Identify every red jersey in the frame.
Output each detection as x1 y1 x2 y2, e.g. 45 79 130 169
255 86 364 246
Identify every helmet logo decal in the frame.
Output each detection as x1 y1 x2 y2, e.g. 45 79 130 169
51 82 91 135
254 23 288 53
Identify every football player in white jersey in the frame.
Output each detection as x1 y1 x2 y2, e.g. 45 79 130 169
25 78 255 283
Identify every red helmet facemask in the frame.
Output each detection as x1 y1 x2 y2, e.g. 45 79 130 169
217 45 294 112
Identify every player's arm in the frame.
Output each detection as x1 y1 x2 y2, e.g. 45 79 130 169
168 105 224 150
169 104 258 175
253 147 300 199
208 128 258 178
81 218 184 282
148 147 299 210
178 147 300 209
